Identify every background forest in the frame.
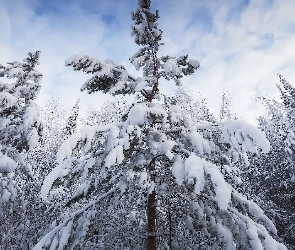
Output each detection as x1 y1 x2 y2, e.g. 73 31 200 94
0 0 294 249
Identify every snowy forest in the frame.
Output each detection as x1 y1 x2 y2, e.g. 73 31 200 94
0 0 294 249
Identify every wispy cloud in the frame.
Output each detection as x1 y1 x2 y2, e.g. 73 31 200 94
0 0 295 123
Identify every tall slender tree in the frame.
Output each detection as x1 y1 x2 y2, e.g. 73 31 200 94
243 75 295 248
35 1 286 249
220 91 238 121
0 51 42 200
0 51 42 248
0 51 42 173
64 99 80 137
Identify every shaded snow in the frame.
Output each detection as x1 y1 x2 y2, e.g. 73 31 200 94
0 155 17 173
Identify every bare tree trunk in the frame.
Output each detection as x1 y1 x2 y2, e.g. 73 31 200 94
147 190 156 250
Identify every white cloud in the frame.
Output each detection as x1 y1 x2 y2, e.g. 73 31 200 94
158 0 295 123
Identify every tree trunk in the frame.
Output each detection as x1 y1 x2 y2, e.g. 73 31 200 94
147 155 158 249
147 190 156 250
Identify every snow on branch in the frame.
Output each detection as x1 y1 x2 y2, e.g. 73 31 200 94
220 120 270 153
160 55 200 85
66 54 171 98
33 187 117 250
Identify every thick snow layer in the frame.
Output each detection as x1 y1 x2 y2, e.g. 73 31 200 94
65 54 85 66
7 67 23 77
139 171 148 188
221 120 270 153
0 118 10 130
169 105 183 124
204 162 232 210
164 58 182 76
56 132 82 164
216 223 235 250
2 188 12 202
56 124 111 164
246 222 264 250
127 103 168 126
74 180 92 198
40 163 70 200
131 55 145 70
149 103 168 121
128 103 147 125
171 153 232 209
58 220 73 249
263 235 287 250
134 78 147 91
109 80 126 94
172 155 184 185
189 131 211 155
150 135 176 157
183 154 231 210
0 92 18 109
104 145 124 168
65 54 107 73
186 216 194 230
184 155 205 194
66 54 133 95
233 191 277 235
188 59 200 69
26 129 39 150
0 155 17 173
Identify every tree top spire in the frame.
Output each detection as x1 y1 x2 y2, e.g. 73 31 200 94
139 0 151 10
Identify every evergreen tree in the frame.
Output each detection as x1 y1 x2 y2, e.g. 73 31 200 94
220 91 238 121
35 1 286 249
244 75 295 248
0 51 42 201
0 51 43 248
64 99 80 137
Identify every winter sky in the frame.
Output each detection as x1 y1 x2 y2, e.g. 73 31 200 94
1 0 295 124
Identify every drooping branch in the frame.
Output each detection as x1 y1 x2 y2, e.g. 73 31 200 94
33 187 117 249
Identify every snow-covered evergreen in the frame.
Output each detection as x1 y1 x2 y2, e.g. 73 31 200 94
241 75 295 248
34 1 286 249
0 51 44 248
0 1 293 249
0 51 42 200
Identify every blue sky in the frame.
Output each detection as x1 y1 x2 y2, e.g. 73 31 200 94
1 0 295 124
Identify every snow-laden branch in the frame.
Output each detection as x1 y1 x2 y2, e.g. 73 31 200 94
33 187 117 250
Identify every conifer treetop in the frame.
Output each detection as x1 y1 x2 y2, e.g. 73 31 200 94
65 0 200 102
277 74 295 110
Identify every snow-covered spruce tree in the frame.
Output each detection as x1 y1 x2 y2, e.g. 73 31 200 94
0 51 42 201
35 1 286 249
0 51 42 248
64 99 80 137
243 75 295 248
